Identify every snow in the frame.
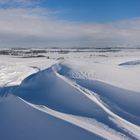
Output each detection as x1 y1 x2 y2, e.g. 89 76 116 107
0 48 140 140
0 95 100 140
119 60 140 66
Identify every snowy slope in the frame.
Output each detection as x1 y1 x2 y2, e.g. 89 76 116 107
0 95 101 140
0 49 140 140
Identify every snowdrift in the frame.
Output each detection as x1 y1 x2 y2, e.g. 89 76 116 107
0 95 100 140
0 62 140 140
119 60 140 66
57 64 140 125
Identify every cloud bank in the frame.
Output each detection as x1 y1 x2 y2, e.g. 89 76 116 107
0 2 140 48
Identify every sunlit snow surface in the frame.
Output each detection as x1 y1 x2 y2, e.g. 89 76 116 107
0 48 140 140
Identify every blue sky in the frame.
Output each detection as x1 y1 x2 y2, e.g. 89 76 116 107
0 0 140 48
1 0 140 23
44 0 140 23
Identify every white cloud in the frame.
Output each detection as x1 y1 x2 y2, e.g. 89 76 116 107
0 7 140 48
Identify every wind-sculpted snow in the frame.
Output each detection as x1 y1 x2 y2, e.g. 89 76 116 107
0 63 139 139
57 64 140 122
56 63 140 139
0 95 101 140
0 66 128 140
119 60 140 66
15 67 108 120
0 53 140 140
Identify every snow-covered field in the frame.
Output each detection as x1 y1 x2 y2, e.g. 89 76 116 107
0 48 140 140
